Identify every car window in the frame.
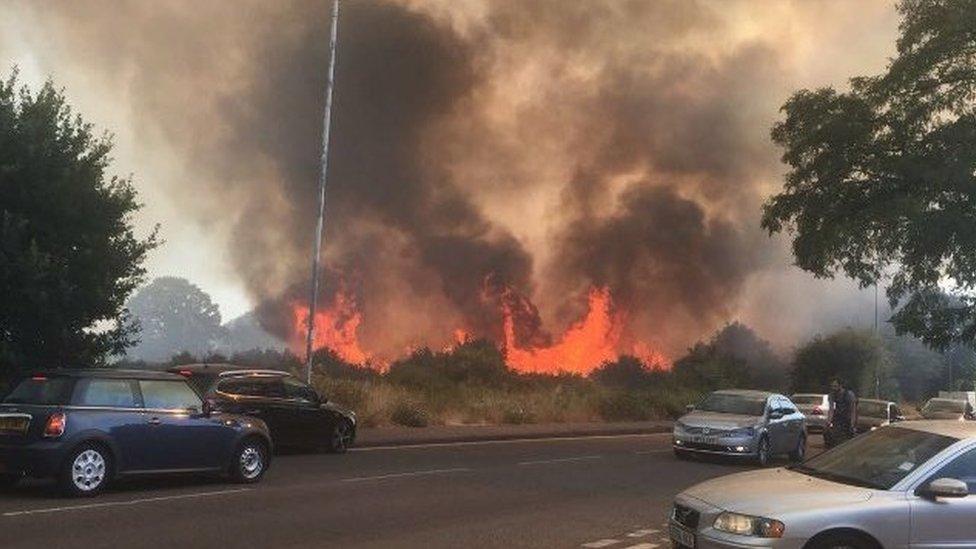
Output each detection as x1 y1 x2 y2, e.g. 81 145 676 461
140 380 202 410
218 376 285 399
930 447 976 493
282 377 317 402
3 377 74 405
696 393 767 416
73 379 138 407
796 427 956 490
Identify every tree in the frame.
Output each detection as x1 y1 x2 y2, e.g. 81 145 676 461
791 329 896 398
0 72 158 375
762 0 976 349
126 277 223 362
670 322 786 391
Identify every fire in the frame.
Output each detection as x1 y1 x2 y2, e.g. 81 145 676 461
503 287 636 374
290 291 369 365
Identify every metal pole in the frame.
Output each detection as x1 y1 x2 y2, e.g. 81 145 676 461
874 281 880 398
305 0 341 384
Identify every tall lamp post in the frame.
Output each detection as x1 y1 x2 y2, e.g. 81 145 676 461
305 0 341 384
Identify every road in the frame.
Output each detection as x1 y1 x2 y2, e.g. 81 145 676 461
0 433 824 549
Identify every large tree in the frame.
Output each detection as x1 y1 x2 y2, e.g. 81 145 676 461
126 277 223 362
0 72 157 373
762 0 976 349
791 329 896 399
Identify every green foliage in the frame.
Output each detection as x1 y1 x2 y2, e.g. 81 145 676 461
0 71 158 376
669 322 787 391
591 355 662 388
791 329 896 398
389 400 430 428
598 392 653 421
762 1 976 349
127 277 224 362
387 339 510 389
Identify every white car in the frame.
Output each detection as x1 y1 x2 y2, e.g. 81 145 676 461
669 421 976 548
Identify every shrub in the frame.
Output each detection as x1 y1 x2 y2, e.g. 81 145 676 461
390 400 430 427
598 392 652 421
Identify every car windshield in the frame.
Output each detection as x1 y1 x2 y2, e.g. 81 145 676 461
3 377 74 405
697 393 766 416
791 395 823 405
859 401 888 418
791 427 956 490
923 399 965 414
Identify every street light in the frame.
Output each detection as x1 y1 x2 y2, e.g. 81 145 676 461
305 0 341 384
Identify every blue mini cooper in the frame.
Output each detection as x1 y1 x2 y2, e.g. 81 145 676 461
0 369 273 496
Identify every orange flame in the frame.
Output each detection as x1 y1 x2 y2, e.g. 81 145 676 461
290 291 368 365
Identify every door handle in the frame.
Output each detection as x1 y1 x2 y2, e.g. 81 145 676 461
147 417 162 425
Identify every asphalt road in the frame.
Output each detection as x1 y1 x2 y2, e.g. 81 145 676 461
0 433 825 549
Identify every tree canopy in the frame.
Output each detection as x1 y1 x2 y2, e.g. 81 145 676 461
126 277 223 362
0 72 157 374
791 329 896 398
762 0 976 349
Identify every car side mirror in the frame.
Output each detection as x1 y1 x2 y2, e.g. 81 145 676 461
202 398 217 416
685 404 695 413
919 478 969 499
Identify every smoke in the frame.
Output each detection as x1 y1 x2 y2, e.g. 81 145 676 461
3 0 899 359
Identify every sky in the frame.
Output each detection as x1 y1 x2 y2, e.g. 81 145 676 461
0 1 903 359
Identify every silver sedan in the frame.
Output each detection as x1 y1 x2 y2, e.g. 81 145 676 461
673 390 807 466
669 421 976 548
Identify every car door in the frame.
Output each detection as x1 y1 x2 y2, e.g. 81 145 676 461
281 376 328 444
910 445 976 548
778 397 804 448
138 379 233 470
764 397 786 452
70 377 150 473
218 375 298 447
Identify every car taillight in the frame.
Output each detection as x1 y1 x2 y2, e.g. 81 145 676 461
177 370 193 377
44 412 66 438
811 406 823 415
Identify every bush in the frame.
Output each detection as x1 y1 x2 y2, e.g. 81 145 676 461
390 400 430 427
598 392 652 421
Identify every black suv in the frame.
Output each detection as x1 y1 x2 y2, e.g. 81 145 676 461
170 364 357 453
0 369 273 496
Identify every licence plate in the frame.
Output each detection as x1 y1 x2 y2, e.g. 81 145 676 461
670 523 695 548
0 415 29 434
691 435 717 445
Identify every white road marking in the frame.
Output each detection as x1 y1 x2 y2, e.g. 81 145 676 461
2 488 252 517
622 544 659 549
634 450 670 455
518 455 603 466
582 540 620 548
352 432 671 452
626 529 660 537
340 467 472 482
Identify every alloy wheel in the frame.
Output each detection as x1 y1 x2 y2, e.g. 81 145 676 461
239 445 264 480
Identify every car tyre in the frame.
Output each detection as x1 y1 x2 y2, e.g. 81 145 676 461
807 532 878 549
756 435 771 467
789 433 807 462
326 420 354 454
230 438 268 484
59 443 111 497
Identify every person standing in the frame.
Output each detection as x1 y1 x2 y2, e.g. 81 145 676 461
826 377 858 448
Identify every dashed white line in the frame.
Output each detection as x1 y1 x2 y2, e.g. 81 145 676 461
622 544 659 549
518 455 603 466
2 488 252 517
582 539 620 548
634 450 670 455
340 467 472 482
626 528 660 537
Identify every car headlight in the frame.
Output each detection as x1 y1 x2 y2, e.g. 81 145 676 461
713 512 785 538
727 426 755 437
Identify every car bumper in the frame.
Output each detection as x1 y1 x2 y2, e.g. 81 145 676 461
670 495 804 549
0 440 67 478
672 433 758 457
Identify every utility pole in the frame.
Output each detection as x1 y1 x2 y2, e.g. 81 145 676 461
874 281 880 398
305 0 341 384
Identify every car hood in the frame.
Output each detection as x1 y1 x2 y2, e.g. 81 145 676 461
678 411 761 430
682 467 873 516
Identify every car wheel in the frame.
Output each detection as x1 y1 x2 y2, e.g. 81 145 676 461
326 420 353 454
789 434 807 462
808 532 877 549
0 473 21 490
230 438 268 484
59 443 111 497
756 436 770 467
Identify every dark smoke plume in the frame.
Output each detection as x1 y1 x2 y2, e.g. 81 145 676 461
7 0 895 358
